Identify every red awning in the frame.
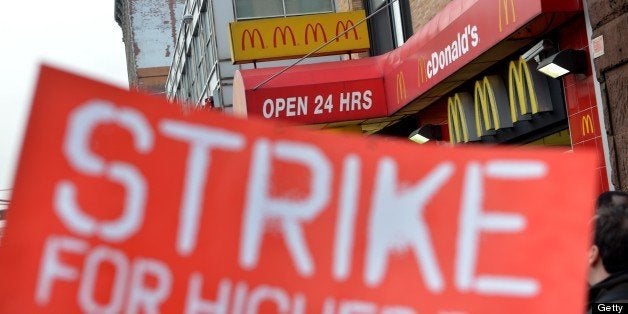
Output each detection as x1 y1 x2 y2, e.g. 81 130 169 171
233 57 387 125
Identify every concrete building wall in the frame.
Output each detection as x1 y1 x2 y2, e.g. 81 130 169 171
587 0 628 190
116 0 138 87
115 0 185 94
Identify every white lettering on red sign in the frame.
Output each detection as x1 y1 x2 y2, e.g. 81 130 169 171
35 100 547 312
240 138 332 277
366 159 454 291
262 90 373 119
36 236 173 313
455 161 544 296
427 24 479 79
159 119 245 256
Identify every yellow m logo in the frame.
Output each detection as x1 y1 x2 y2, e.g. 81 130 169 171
447 93 478 144
241 28 265 50
417 57 428 87
474 75 512 137
396 72 406 104
498 0 516 32
508 57 540 123
336 20 358 41
273 26 296 47
582 114 595 136
304 23 327 44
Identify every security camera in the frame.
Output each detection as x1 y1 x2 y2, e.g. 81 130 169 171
182 14 193 25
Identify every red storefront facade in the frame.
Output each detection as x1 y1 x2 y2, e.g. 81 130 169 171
559 15 610 192
233 0 609 192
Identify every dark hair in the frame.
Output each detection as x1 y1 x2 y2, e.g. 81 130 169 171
594 191 628 273
596 191 628 214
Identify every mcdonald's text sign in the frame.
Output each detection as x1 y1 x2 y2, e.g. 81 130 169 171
229 11 370 64
0 66 597 313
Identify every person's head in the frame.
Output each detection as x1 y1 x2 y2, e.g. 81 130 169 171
595 191 628 215
588 191 628 285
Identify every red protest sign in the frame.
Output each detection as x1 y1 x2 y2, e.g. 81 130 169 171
0 65 597 313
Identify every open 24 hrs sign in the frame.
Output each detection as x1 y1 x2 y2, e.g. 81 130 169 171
237 71 388 125
261 90 373 119
0 66 597 313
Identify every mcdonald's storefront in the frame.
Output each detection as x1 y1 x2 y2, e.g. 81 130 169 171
233 0 609 192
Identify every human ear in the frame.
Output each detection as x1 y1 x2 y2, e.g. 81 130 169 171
588 245 599 266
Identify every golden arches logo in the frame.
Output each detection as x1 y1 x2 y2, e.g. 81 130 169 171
447 92 478 144
417 56 428 87
582 114 595 136
304 23 327 44
448 94 469 144
273 26 297 48
474 76 502 137
498 0 516 32
396 72 407 105
241 29 265 50
336 20 359 41
508 57 538 122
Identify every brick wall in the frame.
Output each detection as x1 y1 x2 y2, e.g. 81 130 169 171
336 0 350 11
339 0 450 31
137 66 170 94
586 0 628 190
117 0 138 87
409 0 451 32
335 0 362 11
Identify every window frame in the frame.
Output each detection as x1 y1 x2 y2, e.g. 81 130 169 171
233 0 335 20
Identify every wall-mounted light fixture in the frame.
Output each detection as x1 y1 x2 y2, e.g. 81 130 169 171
522 39 554 62
537 49 587 79
408 124 442 144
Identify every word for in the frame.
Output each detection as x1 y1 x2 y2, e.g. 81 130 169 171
37 235 415 313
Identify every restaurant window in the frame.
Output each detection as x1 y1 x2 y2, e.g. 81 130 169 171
234 0 334 20
202 10 215 75
366 0 412 55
